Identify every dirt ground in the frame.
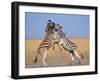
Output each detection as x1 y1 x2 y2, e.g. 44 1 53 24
25 38 89 68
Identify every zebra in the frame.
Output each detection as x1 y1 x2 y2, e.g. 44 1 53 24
52 24 65 51
34 20 59 66
45 20 63 51
54 24 84 61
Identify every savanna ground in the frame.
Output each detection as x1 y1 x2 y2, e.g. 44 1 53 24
25 38 89 68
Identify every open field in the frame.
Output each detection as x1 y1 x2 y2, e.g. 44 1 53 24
25 38 89 68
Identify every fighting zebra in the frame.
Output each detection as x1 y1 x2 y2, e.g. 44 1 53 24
34 21 83 66
34 20 59 66
53 24 65 51
54 24 84 61
45 20 63 51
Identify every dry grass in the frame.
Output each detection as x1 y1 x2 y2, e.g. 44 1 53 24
25 38 89 68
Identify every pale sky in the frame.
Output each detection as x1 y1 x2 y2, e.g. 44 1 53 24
25 12 89 39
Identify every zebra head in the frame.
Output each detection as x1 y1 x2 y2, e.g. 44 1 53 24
55 24 63 32
46 20 55 33
53 24 65 39
52 24 65 40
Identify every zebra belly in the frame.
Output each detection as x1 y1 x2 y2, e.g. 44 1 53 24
59 39 73 52
62 43 73 51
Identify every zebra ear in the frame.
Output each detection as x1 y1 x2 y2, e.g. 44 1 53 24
48 20 51 22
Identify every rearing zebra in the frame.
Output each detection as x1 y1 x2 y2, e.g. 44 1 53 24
45 20 63 51
53 24 65 50
54 24 84 61
34 20 58 66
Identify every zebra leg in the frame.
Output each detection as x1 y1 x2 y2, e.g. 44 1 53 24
70 53 75 61
73 49 85 64
33 53 42 65
60 43 75 61
42 50 47 66
73 49 84 59
59 40 76 61
78 49 84 59
74 50 81 59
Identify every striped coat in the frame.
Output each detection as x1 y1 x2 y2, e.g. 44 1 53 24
38 32 55 54
54 24 84 61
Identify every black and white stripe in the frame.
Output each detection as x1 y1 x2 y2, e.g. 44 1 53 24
65 38 77 50
54 24 84 61
54 24 77 50
34 20 57 66
36 31 58 66
34 20 83 66
38 32 55 54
